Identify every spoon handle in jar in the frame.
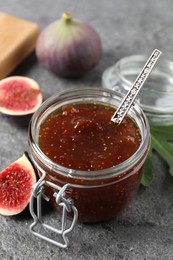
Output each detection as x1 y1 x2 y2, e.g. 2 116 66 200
111 49 162 124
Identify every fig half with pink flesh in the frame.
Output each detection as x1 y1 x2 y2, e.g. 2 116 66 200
0 76 43 116
0 153 36 216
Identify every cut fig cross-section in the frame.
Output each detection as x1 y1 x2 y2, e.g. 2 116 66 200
0 153 36 216
0 76 43 116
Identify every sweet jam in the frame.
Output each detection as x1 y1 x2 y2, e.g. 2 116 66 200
37 102 144 223
38 102 141 171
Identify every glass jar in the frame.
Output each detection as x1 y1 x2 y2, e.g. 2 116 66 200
28 87 150 247
102 55 173 125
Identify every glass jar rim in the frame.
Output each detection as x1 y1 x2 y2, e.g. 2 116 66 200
113 55 173 92
102 55 173 125
28 87 150 181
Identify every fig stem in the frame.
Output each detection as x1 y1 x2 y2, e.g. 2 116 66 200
62 12 72 23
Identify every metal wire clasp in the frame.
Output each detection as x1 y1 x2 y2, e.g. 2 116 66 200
29 171 78 248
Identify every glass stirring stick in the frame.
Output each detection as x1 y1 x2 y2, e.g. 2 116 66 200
111 49 162 124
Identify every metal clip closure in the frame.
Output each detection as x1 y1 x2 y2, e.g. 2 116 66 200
29 171 78 248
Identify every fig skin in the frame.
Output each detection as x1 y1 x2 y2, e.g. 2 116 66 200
0 76 43 116
0 153 36 216
36 12 102 77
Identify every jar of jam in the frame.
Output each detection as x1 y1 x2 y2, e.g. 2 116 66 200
28 87 150 247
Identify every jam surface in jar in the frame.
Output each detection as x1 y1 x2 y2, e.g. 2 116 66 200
38 102 141 170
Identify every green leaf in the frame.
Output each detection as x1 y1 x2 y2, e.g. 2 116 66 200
141 124 173 186
150 124 173 140
151 135 173 176
141 146 153 187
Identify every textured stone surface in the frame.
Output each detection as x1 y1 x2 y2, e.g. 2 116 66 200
0 0 173 259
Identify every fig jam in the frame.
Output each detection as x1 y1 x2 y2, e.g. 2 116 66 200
36 102 144 223
38 103 141 171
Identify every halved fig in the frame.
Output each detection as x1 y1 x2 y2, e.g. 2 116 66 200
0 76 43 116
0 153 36 216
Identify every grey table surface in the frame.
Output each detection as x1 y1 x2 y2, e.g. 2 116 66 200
1 0 173 259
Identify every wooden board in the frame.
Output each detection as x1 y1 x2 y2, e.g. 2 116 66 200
0 12 40 79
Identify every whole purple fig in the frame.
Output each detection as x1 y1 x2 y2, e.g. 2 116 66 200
36 12 102 77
